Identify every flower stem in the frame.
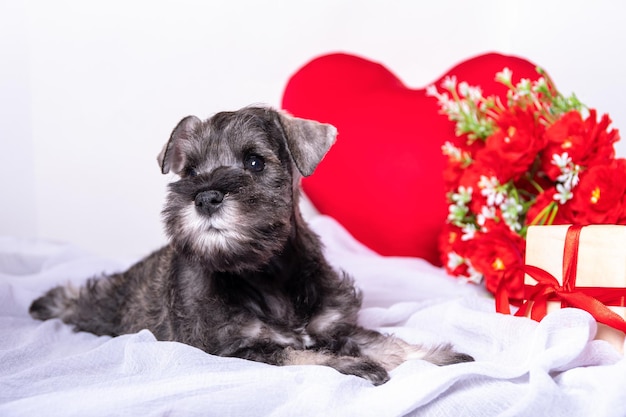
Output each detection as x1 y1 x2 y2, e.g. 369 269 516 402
528 201 558 226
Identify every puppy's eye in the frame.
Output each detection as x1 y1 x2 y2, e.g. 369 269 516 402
244 154 265 172
183 167 198 178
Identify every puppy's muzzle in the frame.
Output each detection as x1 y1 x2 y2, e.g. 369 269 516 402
195 190 224 215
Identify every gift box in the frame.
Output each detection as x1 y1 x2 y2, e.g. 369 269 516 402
522 224 626 353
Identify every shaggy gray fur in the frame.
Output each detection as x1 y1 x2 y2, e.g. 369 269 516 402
30 106 473 385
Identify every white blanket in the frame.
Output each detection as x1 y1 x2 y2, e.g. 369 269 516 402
2 216 625 417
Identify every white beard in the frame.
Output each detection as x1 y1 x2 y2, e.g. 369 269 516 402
180 199 250 255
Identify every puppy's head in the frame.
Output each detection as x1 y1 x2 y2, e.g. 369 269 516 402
157 106 336 272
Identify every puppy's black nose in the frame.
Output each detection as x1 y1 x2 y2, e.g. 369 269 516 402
195 190 224 215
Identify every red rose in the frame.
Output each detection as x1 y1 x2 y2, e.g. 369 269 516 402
438 224 474 276
436 69 626 303
443 138 484 190
542 109 619 180
474 107 546 183
464 224 526 299
456 162 504 215
559 159 626 224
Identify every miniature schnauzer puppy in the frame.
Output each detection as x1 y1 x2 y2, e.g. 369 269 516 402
30 106 473 385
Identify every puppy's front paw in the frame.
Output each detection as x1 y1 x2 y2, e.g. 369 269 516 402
420 343 474 366
280 347 390 385
328 356 390 386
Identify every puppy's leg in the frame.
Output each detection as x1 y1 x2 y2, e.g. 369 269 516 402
29 284 79 322
30 247 171 336
29 275 124 336
230 342 390 385
349 328 474 371
281 348 390 385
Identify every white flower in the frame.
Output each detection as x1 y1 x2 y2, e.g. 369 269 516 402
552 152 581 190
466 85 483 102
447 254 483 285
477 206 496 226
458 81 470 98
478 175 498 190
554 183 574 204
442 75 457 91
484 189 504 207
442 141 461 160
447 252 465 269
570 169 580 188
427 86 453 109
557 169 580 190
501 197 522 217
442 100 461 118
495 67 512 85
532 77 548 93
500 197 523 231
516 78 532 95
479 175 506 207
500 197 524 232
425 84 438 97
442 142 473 165
463 261 483 285
447 203 469 224
461 223 477 241
459 101 471 115
507 221 522 232
451 186 473 205
551 152 572 169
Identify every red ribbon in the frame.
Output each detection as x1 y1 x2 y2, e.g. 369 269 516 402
503 225 626 334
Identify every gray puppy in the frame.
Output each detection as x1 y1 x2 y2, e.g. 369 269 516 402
30 106 472 385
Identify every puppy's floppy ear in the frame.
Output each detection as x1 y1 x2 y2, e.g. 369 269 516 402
157 115 202 175
276 111 337 177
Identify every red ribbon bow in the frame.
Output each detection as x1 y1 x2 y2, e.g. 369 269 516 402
500 225 626 334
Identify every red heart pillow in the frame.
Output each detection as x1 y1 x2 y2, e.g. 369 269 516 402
282 52 540 265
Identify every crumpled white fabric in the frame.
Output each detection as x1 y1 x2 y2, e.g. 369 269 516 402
1 215 625 417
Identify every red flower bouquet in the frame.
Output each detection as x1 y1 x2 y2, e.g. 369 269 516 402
428 67 624 300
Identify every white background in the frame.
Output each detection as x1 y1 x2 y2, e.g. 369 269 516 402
2 0 626 260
